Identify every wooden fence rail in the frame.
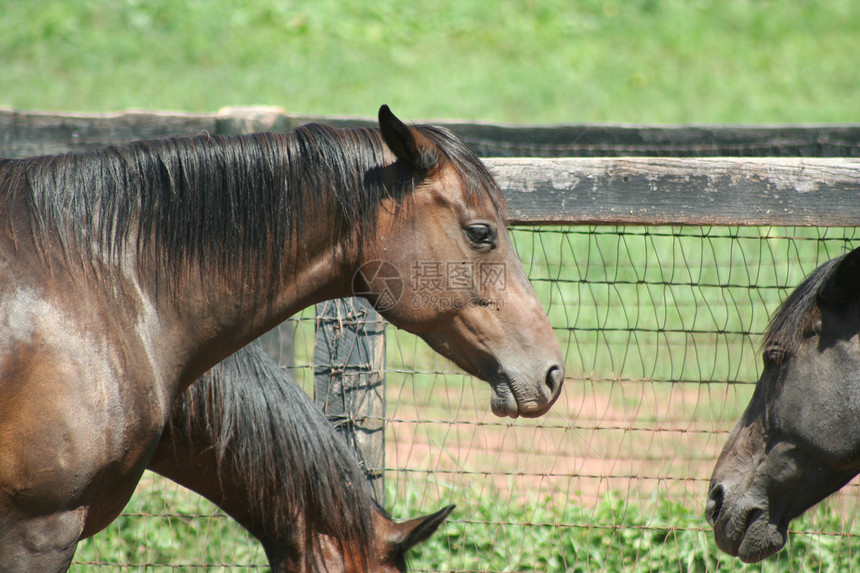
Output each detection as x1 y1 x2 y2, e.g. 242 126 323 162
4 108 859 228
3 107 860 159
491 157 860 226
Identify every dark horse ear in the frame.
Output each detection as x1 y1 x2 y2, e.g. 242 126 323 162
378 105 439 171
389 504 455 552
821 246 860 304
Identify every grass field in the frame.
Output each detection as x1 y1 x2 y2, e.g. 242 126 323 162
4 1 860 571
71 478 860 572
1 0 859 124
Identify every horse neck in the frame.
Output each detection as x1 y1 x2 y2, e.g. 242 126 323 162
4 130 391 386
171 234 353 383
148 425 312 572
111 133 365 383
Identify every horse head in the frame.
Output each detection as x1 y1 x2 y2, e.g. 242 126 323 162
353 106 564 418
313 504 456 573
706 246 860 562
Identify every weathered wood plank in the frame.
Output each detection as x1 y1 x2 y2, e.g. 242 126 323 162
486 157 860 226
451 123 860 158
3 108 859 159
0 108 217 157
3 109 860 226
279 116 860 158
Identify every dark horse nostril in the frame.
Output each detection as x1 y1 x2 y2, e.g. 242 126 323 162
545 365 564 398
706 484 724 526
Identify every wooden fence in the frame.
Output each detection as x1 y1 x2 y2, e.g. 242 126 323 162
2 107 860 569
5 108 859 228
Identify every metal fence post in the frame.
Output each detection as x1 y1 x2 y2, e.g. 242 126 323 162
313 297 386 503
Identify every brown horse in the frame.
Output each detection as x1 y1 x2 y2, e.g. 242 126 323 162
148 341 453 572
0 106 562 571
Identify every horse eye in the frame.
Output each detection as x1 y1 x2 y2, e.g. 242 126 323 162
764 345 786 367
809 316 823 337
465 224 494 246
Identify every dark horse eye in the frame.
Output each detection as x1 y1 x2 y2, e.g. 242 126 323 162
764 345 786 367
466 223 494 246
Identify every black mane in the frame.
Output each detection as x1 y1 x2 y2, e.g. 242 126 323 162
0 122 506 289
170 341 376 571
417 124 507 219
762 254 844 357
2 126 393 287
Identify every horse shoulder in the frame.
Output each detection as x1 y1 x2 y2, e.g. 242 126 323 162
0 272 169 538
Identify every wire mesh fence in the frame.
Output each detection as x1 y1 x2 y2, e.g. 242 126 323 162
71 223 860 572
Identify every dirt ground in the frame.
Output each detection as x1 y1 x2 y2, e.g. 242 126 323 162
384 375 860 518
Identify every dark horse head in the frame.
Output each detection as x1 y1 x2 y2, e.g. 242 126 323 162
706 245 860 563
149 341 454 573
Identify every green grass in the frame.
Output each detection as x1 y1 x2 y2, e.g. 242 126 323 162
73 474 860 573
408 487 860 573
72 479 266 571
509 225 857 386
1 0 859 123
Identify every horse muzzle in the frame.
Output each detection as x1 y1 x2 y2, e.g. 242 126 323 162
706 483 787 563
490 362 564 419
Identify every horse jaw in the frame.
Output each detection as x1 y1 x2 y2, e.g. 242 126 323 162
417 329 562 419
707 431 858 563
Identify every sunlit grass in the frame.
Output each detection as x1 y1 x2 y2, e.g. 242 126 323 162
73 473 860 572
1 0 858 123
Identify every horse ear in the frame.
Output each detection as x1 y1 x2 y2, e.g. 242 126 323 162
378 105 439 171
821 246 860 304
388 504 455 552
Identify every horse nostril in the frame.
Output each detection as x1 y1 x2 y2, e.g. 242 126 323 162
545 365 564 398
706 484 724 526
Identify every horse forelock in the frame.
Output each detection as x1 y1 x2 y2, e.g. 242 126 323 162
762 256 843 357
173 342 376 572
415 125 508 222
